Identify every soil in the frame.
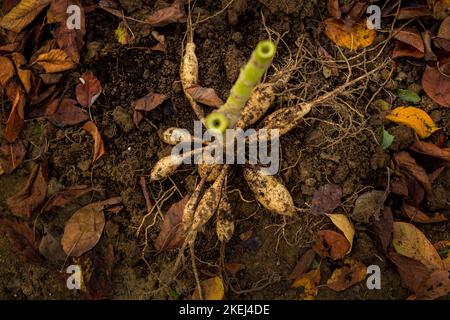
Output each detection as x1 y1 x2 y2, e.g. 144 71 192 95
0 0 449 300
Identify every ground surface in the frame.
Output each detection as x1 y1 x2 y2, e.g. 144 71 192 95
0 0 449 300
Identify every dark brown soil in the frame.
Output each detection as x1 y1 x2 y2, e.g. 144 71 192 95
0 0 449 300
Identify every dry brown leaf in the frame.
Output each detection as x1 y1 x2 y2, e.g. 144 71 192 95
0 0 51 33
288 249 316 280
402 203 447 224
39 230 65 262
6 161 48 218
323 18 376 51
44 98 89 127
327 0 341 19
410 140 450 161
150 31 166 52
192 276 225 300
394 152 432 194
392 221 444 272
434 240 450 270
390 176 409 197
392 29 424 59
0 138 27 176
327 258 367 291
313 230 350 260
290 268 321 300
398 6 433 19
0 218 45 265
388 250 430 293
343 1 368 30
43 185 99 212
39 73 62 84
370 206 393 253
11 52 32 93
225 263 244 277
186 85 224 108
61 197 121 257
351 190 386 223
436 16 450 51
416 269 450 299
133 93 168 112
83 121 106 164
5 89 26 143
145 0 186 27
311 184 342 216
327 213 355 253
154 196 189 251
422 64 450 107
0 56 15 87
76 71 102 109
33 49 76 73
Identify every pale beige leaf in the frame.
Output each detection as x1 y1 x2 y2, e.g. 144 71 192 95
327 213 355 253
0 0 52 33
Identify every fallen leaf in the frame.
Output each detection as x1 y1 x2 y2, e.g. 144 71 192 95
115 22 134 45
289 249 316 280
11 52 32 93
133 93 168 112
154 196 189 251
435 16 450 51
0 139 27 175
83 121 106 164
388 250 430 293
422 65 450 107
390 175 409 197
402 203 447 224
60 197 121 257
381 126 394 149
145 0 186 27
76 71 102 109
386 106 439 138
327 0 341 19
327 213 355 253
311 184 342 216
4 89 26 143
150 31 166 52
392 29 424 59
397 88 421 103
313 230 350 260
44 98 89 127
327 258 367 291
225 263 244 277
416 269 450 299
192 276 225 300
397 6 433 19
394 152 432 194
410 140 450 162
351 190 386 223
343 1 368 30
392 221 444 271
7 161 48 218
323 18 376 51
428 166 445 183
291 268 321 300
39 230 65 262
43 185 99 212
186 85 224 108
370 206 393 252
0 218 44 265
40 73 62 84
32 49 76 73
430 0 450 19
434 240 450 270
406 174 426 204
0 56 16 87
423 30 438 62
0 0 51 33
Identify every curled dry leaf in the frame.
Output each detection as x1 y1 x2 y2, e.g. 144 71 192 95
289 249 316 280
422 65 450 107
435 16 450 51
43 185 99 212
402 203 447 224
392 221 444 271
327 213 355 253
323 18 376 51
327 259 367 292
388 250 430 293
327 0 341 19
392 29 425 59
291 268 321 300
386 107 439 139
7 161 48 218
154 196 189 251
61 197 121 257
0 139 27 176
150 31 166 52
370 206 393 252
311 183 342 216
394 152 432 194
185 85 224 108
145 0 186 27
0 56 15 87
5 89 26 143
32 49 76 73
76 71 102 109
351 190 386 223
192 276 225 300
11 52 32 93
133 93 168 111
313 230 350 260
0 218 45 265
0 0 51 33
410 140 450 161
397 6 433 19
83 121 106 164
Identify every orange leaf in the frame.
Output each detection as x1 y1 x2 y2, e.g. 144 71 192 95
422 64 450 107
312 229 350 260
0 56 15 87
323 18 376 51
4 89 26 143
83 121 106 164
11 52 32 93
327 258 367 291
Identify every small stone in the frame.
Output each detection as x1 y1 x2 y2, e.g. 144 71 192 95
384 79 398 90
143 69 151 80
430 110 441 123
112 106 134 133
231 32 243 43
396 71 408 81
77 159 91 172
407 83 422 94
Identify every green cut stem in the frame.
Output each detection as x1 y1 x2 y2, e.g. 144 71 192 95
206 40 276 133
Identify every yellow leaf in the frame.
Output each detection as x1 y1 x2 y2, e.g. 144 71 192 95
33 49 76 73
392 222 444 272
192 276 224 300
386 106 439 138
327 258 367 291
327 213 355 253
115 23 134 45
291 269 320 300
0 0 51 33
323 18 376 51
